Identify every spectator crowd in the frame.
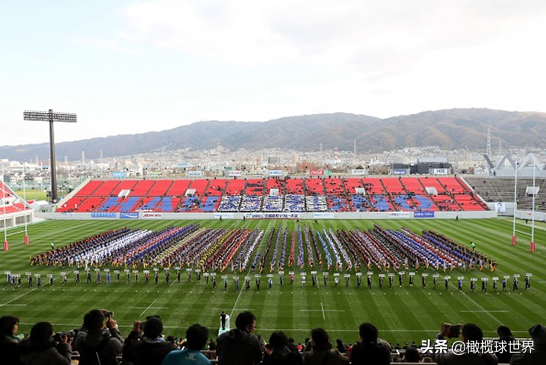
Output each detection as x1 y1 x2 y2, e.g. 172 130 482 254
2 311 546 365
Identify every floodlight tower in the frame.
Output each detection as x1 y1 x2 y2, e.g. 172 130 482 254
23 109 77 204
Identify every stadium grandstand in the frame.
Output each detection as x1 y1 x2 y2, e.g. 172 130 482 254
52 176 491 218
0 180 34 229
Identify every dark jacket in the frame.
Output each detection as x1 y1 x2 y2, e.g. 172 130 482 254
303 349 350 365
510 343 546 365
349 342 391 365
1 335 24 365
75 328 123 365
263 345 303 365
216 329 263 365
122 331 176 365
19 339 72 365
494 336 515 364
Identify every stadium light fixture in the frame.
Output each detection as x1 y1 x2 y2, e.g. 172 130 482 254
23 109 77 204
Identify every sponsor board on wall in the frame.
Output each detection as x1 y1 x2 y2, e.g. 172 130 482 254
188 171 202 177
120 212 139 219
433 168 449 175
314 213 335 219
268 170 283 176
414 211 435 218
91 212 117 218
388 212 411 218
244 213 300 219
111 172 125 178
228 170 242 177
141 212 163 219
350 169 366 175
393 169 407 175
309 170 324 176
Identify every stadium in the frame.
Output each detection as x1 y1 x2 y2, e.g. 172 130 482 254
3 2 546 363
1 168 545 363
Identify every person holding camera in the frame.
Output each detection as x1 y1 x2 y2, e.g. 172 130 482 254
123 316 176 365
75 309 123 365
19 322 72 365
434 323 498 365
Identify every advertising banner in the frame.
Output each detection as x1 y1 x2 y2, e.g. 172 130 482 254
414 211 435 218
120 212 139 219
141 212 163 219
91 212 117 218
244 213 300 219
388 212 411 218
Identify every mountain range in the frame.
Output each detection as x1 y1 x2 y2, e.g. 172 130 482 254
2 108 546 162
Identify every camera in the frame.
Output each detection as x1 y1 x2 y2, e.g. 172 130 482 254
103 310 114 318
447 325 461 338
53 332 65 342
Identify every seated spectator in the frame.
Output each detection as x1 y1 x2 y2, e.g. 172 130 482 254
402 347 421 363
161 323 211 365
19 322 72 365
349 323 391 365
217 311 263 365
263 331 302 365
303 327 349 365
434 323 497 365
0 315 24 365
335 339 347 354
495 325 515 364
75 309 123 365
123 316 176 365
510 323 546 365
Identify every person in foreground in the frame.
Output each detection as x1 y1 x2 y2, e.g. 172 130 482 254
75 309 124 365
349 322 391 365
510 323 546 365
19 322 72 365
1 315 24 365
303 327 349 365
434 323 497 365
263 331 302 365
123 316 177 365
161 323 211 365
216 311 263 365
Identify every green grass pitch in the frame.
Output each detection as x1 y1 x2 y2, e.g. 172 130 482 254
1 218 544 347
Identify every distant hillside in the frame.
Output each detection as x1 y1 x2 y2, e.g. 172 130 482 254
2 108 546 161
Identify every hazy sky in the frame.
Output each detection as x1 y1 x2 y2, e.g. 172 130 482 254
2 1 546 147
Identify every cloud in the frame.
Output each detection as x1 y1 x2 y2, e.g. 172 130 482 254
117 1 546 78
70 37 143 55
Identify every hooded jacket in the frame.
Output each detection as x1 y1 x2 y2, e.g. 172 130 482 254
510 324 546 365
75 328 123 365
